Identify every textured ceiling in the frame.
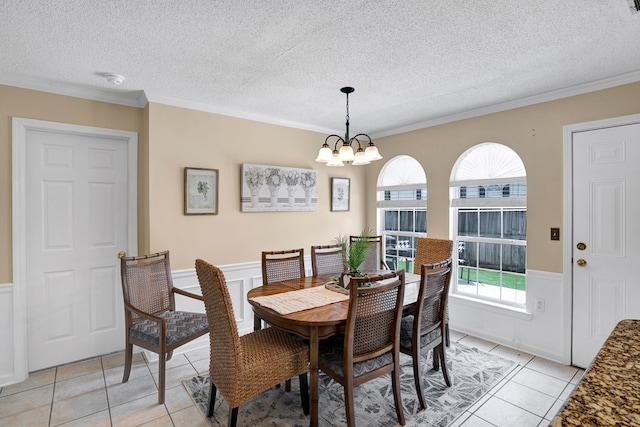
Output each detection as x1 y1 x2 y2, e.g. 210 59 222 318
2 0 640 136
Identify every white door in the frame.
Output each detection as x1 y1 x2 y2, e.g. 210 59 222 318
571 121 640 368
23 124 133 371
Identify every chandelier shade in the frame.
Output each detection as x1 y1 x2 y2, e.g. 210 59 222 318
315 87 382 167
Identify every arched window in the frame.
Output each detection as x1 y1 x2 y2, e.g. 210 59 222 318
377 155 426 272
450 143 527 306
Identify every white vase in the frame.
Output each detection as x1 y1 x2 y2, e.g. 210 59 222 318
250 188 259 207
287 186 297 207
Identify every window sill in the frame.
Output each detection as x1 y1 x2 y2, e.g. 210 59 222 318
450 293 533 320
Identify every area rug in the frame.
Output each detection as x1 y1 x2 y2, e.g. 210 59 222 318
183 342 517 426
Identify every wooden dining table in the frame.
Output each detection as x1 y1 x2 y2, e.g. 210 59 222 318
247 271 420 427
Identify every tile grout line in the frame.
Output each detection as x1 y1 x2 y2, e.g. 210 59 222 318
100 357 114 427
48 366 58 427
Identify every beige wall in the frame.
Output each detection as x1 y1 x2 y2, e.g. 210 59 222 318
3 82 640 280
369 82 640 273
145 102 367 270
0 85 142 283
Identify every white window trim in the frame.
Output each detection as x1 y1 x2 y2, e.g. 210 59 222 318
378 200 427 208
377 183 426 192
451 176 526 186
451 197 526 208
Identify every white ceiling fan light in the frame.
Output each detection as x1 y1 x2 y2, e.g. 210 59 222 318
105 73 125 85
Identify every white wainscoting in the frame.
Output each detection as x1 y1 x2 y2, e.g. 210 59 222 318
0 283 15 386
141 260 262 362
6 263 569 386
5 259 313 381
449 269 567 363
143 259 314 362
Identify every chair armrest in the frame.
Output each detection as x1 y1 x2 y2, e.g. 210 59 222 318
172 287 204 301
123 301 165 325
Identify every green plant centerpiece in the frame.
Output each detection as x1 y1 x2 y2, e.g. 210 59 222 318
333 229 375 288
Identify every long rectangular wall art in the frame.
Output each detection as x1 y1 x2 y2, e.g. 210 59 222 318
241 164 318 212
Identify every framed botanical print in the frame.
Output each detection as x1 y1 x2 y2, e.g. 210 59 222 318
184 167 218 215
331 177 350 212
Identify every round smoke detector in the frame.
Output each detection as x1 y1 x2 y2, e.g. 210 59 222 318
105 73 125 85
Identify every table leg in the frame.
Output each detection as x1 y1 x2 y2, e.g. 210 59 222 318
254 313 262 331
309 326 319 427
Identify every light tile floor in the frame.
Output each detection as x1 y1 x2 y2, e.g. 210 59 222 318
0 332 583 426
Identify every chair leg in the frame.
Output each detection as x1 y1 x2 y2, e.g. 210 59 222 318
344 381 356 427
392 363 406 425
122 341 133 383
412 349 427 410
158 352 166 404
285 379 291 392
299 373 310 415
166 350 173 361
439 345 452 387
445 323 450 347
207 380 217 417
228 407 239 427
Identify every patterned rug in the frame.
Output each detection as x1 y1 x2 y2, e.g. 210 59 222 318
183 342 517 426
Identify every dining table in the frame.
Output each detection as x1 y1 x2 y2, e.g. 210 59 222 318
247 271 421 427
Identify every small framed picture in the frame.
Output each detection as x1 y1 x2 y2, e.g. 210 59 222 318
331 177 350 212
184 167 218 215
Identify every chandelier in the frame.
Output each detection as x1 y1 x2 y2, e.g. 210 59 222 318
315 87 382 167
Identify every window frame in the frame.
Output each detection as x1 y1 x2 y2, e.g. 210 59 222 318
449 143 527 308
380 206 426 272
376 157 427 273
454 206 527 307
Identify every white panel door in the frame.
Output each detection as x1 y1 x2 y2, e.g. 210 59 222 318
572 122 640 368
25 129 129 370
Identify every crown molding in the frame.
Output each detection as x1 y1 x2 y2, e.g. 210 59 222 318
143 91 336 135
372 70 640 138
3 70 640 137
0 74 147 108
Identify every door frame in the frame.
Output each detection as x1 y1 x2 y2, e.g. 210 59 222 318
12 117 138 380
562 113 640 365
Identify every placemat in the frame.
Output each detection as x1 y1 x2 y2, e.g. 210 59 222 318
249 285 349 315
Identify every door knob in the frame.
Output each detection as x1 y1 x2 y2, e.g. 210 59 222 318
118 251 127 259
576 259 587 267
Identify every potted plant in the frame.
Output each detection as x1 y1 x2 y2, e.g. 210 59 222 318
334 229 375 277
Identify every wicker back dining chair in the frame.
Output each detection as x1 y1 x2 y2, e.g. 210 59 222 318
318 270 406 427
349 235 389 272
260 248 306 391
400 258 453 410
412 237 453 345
195 259 310 426
261 248 305 285
119 250 209 404
311 244 345 276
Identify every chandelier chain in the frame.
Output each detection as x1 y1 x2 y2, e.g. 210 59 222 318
345 91 350 123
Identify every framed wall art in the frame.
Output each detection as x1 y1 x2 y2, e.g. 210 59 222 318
184 167 218 215
241 163 318 212
331 177 350 212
